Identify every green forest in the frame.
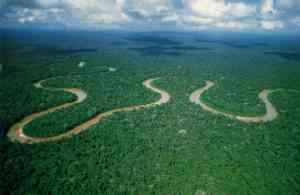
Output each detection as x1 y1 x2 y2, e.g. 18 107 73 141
1 30 300 194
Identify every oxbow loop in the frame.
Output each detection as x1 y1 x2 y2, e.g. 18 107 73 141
7 77 170 144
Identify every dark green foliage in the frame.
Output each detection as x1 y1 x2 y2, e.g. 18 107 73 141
197 39 252 49
129 46 212 56
130 46 181 56
264 52 300 62
25 47 98 56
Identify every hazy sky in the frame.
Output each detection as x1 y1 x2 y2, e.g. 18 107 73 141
1 0 300 32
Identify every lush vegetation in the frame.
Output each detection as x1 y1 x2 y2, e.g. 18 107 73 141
1 30 300 194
